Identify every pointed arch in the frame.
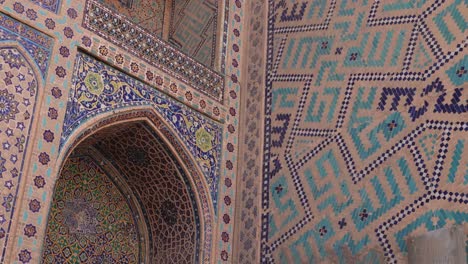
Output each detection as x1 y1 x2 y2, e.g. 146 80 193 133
54 106 215 263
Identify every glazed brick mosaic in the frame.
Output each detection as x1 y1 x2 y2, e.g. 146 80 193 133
261 0 468 263
42 155 141 263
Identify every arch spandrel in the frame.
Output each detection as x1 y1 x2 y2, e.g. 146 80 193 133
61 52 222 212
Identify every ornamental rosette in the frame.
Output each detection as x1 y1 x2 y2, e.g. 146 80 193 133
84 72 104 95
0 89 19 123
195 127 213 152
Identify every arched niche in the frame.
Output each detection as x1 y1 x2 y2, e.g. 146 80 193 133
43 108 214 263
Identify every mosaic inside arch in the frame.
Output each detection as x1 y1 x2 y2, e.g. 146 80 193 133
87 122 201 263
42 155 141 264
261 0 468 263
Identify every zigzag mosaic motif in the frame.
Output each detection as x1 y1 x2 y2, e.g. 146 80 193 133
262 0 468 262
82 0 225 103
62 52 222 209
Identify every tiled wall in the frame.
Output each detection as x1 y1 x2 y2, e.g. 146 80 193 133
0 0 246 262
260 0 468 263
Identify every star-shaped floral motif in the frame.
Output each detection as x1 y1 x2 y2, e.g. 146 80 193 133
16 122 25 131
0 214 6 224
2 141 10 150
10 154 17 163
0 89 19 123
4 180 13 189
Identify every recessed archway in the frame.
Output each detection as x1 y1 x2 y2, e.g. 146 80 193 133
42 112 212 263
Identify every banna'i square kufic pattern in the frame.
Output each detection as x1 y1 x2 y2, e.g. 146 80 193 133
261 0 467 263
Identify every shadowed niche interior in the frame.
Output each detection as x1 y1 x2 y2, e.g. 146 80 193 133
42 121 201 263
98 0 220 68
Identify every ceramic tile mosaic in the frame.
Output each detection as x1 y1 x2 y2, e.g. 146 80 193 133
169 0 218 68
62 52 222 210
82 0 225 103
42 155 141 263
0 12 54 78
98 0 165 36
28 0 61 14
90 122 200 263
261 0 468 263
232 0 267 263
57 110 214 263
80 35 227 122
0 0 243 262
0 11 54 262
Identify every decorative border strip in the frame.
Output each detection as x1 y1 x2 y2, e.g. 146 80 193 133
81 36 227 122
0 11 54 78
82 0 225 103
29 0 61 14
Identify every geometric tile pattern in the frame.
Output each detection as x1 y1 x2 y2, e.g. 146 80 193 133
0 13 54 79
169 0 218 68
0 0 242 262
90 122 200 263
42 155 141 263
261 0 468 262
215 0 244 262
0 45 41 262
98 0 165 36
233 0 267 262
83 0 225 103
79 34 226 122
62 52 222 209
